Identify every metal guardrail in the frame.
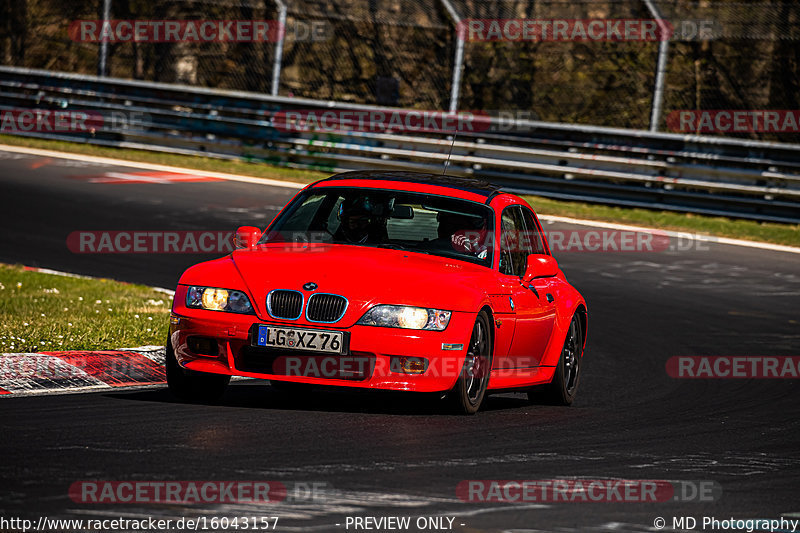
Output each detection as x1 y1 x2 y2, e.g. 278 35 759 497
1 66 799 224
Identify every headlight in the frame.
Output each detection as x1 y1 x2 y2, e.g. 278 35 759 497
186 286 254 314
357 305 451 331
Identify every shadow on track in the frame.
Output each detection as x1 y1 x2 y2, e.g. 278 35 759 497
102 381 587 419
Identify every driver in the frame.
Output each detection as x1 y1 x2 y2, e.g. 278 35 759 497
335 197 385 244
437 211 489 260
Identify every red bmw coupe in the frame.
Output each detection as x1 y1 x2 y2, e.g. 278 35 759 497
167 171 587 414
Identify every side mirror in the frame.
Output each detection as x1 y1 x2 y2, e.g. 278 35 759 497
522 254 559 283
234 226 262 250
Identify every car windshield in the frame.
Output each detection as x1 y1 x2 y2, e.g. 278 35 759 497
262 187 494 266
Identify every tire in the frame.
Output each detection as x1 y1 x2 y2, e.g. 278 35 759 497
165 338 230 402
528 314 583 406
449 311 493 415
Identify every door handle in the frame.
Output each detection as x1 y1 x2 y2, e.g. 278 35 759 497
546 293 554 303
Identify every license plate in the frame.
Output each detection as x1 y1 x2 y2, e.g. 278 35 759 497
254 325 346 354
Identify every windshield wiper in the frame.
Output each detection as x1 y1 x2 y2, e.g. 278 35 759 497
376 243 430 254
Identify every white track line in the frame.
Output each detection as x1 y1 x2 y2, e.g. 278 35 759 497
1 143 797 255
1 383 162 398
0 143 305 189
20 265 175 295
538 215 800 255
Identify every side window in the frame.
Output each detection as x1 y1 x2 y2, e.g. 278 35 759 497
499 207 527 276
519 207 547 255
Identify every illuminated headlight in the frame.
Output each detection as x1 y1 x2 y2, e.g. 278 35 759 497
357 305 451 331
186 286 254 314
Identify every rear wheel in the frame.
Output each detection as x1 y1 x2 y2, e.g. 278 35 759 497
449 311 493 415
165 338 230 402
528 314 583 406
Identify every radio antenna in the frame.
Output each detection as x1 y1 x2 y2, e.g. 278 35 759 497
442 114 459 176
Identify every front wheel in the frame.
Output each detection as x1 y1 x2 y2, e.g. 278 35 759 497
449 311 493 415
165 338 230 402
528 314 583 406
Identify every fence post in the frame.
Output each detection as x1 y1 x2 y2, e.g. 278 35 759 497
98 0 111 76
271 0 287 96
642 0 670 131
439 0 464 112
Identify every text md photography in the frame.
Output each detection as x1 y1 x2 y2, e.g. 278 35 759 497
0 0 798 533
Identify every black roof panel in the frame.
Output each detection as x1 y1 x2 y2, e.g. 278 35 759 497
318 170 502 197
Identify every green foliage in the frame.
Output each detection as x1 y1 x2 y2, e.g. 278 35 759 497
0 264 171 352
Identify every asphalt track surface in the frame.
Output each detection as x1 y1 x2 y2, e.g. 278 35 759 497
0 149 798 532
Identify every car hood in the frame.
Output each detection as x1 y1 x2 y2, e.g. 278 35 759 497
180 243 497 322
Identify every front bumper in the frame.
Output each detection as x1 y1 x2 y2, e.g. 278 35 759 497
169 309 476 393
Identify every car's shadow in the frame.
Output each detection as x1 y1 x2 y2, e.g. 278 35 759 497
104 380 573 417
